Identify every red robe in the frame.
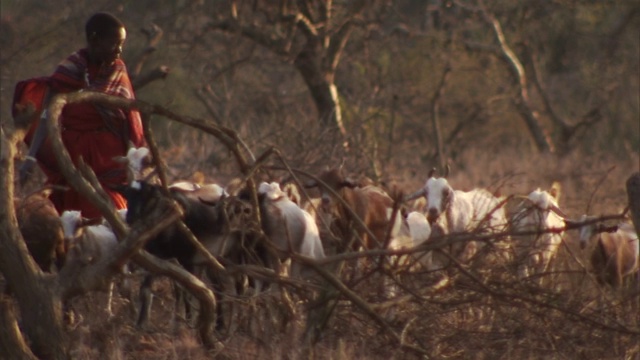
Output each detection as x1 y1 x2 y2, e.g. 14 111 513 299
26 49 145 219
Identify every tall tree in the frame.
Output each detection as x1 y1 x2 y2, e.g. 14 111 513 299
202 0 391 138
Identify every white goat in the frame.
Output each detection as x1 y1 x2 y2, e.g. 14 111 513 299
406 171 508 264
509 186 567 279
384 211 434 298
60 210 123 317
388 211 433 270
577 215 639 288
258 181 326 278
113 146 151 182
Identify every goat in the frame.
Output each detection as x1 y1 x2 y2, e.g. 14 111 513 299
257 181 326 279
305 168 396 253
405 169 509 265
14 189 66 272
60 210 123 317
122 180 235 328
385 211 441 298
113 146 151 182
508 184 568 279
576 216 639 288
387 211 433 270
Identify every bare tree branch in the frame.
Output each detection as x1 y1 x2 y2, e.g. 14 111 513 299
0 295 38 360
1 120 68 359
132 65 170 91
477 3 554 153
131 24 164 79
430 64 451 170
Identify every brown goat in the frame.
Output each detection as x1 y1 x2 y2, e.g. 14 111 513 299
14 189 66 272
306 168 395 252
586 222 639 288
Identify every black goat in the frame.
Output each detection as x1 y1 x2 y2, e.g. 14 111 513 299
122 180 235 328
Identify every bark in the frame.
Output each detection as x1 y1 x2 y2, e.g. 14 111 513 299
130 24 164 79
129 23 169 91
0 295 38 360
524 44 612 155
293 39 346 135
1 124 69 359
132 65 170 91
430 64 451 171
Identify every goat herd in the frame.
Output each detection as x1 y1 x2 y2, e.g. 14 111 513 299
13 146 640 333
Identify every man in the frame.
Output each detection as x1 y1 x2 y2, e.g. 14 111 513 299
20 12 144 219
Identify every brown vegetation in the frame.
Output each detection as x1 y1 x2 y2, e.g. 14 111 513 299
1 1 638 359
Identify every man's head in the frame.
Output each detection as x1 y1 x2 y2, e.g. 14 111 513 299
85 12 126 65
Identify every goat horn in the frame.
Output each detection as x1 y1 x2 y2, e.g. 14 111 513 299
549 204 569 219
112 155 129 165
79 217 96 227
404 188 425 202
443 163 450 178
428 168 436 178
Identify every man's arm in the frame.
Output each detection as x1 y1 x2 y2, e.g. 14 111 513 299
19 91 53 186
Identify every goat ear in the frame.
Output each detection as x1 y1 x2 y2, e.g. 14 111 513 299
38 187 53 198
428 168 437 178
79 217 94 227
113 156 129 165
341 178 358 188
549 204 569 219
549 181 562 201
404 188 425 202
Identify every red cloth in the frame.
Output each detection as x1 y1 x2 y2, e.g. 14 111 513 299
33 49 145 219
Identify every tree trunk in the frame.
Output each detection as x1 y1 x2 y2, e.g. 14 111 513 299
0 129 69 359
487 15 553 153
430 65 451 170
0 295 38 360
294 41 346 136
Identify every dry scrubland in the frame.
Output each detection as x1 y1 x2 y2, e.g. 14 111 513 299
25 147 637 360
2 2 638 358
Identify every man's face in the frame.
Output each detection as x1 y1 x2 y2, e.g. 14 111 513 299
89 27 126 65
